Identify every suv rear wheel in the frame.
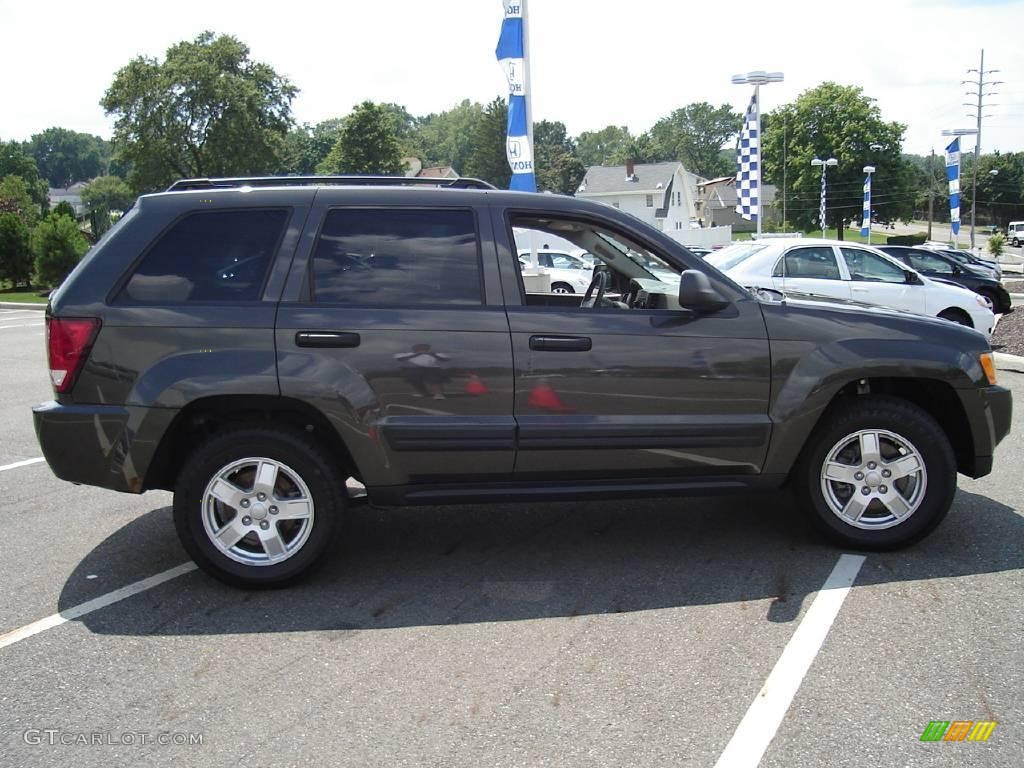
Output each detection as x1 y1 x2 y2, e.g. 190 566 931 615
173 428 344 587
796 396 956 549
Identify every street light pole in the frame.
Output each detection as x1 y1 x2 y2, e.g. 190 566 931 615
811 157 838 239
731 70 783 238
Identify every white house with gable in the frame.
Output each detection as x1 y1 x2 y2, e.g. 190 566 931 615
576 161 730 247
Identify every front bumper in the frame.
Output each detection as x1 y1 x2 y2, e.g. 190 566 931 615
956 384 1012 478
33 401 177 493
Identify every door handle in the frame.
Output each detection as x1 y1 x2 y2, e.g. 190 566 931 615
529 335 592 352
295 331 361 348
851 287 869 292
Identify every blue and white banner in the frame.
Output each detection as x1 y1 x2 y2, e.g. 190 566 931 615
496 0 536 192
945 137 960 236
735 92 758 221
860 174 871 237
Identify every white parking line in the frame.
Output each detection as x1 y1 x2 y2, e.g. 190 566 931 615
0 562 198 651
713 553 866 768
0 457 46 472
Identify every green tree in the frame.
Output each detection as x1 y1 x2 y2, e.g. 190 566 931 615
576 125 633 168
0 175 40 224
280 118 348 175
316 101 405 175
762 83 912 238
1 141 49 214
964 151 1024 228
649 102 742 178
0 213 32 287
32 214 89 286
101 31 298 192
24 128 109 187
533 120 585 195
463 98 510 189
52 201 77 220
81 175 135 237
415 100 485 172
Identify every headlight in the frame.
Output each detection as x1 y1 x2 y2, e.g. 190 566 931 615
975 294 990 309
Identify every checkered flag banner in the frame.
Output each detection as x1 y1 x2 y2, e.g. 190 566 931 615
496 0 536 192
860 174 871 237
945 137 961 236
735 92 758 221
819 166 827 231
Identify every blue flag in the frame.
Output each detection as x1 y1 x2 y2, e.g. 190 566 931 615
496 1 536 192
945 138 960 236
860 174 871 238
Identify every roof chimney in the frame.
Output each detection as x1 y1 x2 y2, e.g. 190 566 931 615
625 159 635 181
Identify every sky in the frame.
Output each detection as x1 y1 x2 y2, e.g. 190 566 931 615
2 0 1022 158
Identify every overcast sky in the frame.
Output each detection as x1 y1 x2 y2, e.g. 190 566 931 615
2 0 1022 158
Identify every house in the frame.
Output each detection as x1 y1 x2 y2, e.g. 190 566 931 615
48 181 89 218
575 161 702 241
403 157 460 179
697 176 777 232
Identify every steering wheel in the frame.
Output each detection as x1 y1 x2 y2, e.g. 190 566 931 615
580 270 609 309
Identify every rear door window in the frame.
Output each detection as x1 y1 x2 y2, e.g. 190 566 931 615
120 209 288 303
773 246 842 279
311 208 482 305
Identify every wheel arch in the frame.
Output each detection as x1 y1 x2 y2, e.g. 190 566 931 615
145 395 362 492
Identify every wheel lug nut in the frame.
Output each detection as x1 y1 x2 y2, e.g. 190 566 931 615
882 469 891 478
861 487 870 495
880 485 888 494
257 492 267 501
854 472 864 481
867 462 877 470
269 506 278 515
241 516 252 525
259 521 270 530
240 499 250 508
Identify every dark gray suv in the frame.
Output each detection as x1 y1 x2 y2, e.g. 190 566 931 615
34 176 1012 587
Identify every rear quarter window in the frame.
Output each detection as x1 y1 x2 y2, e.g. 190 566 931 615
117 209 289 304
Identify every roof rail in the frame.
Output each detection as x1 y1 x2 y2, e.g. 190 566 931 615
165 175 496 192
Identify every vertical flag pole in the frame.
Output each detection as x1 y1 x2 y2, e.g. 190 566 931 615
754 84 761 238
522 0 533 168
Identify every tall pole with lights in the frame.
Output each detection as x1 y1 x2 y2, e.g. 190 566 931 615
731 70 783 238
811 157 838 239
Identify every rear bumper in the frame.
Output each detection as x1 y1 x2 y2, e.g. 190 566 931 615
957 384 1012 478
32 401 177 493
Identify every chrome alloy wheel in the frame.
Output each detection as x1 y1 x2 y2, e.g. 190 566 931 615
819 429 928 530
201 457 315 566
551 284 573 294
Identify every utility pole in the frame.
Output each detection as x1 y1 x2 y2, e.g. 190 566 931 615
962 49 1002 249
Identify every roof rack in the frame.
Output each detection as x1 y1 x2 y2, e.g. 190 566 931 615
165 175 496 192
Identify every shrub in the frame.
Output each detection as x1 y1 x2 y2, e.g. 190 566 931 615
32 213 89 287
886 233 928 246
0 212 33 286
52 200 78 220
987 233 1004 258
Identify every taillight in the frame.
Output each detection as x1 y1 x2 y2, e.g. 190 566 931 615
46 317 100 394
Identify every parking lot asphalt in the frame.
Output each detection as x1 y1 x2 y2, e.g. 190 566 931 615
1 306 1022 767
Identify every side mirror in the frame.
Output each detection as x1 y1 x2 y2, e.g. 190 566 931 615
678 269 729 313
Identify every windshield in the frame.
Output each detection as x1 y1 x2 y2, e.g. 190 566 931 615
706 242 768 271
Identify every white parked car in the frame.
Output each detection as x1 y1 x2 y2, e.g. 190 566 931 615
706 239 994 338
518 249 593 294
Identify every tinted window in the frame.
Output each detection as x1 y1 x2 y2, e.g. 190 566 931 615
773 246 842 279
840 247 906 283
312 209 481 305
907 251 955 274
121 209 287 303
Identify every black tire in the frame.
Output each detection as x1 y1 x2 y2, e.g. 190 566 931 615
173 427 345 588
937 308 973 327
795 396 957 550
551 282 575 294
1013 238 1020 248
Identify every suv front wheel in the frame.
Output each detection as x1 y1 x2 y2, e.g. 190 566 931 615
796 396 956 549
173 428 344 587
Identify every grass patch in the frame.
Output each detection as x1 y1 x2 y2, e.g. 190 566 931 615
733 228 927 245
0 289 48 304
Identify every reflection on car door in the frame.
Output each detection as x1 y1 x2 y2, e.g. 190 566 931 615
772 245 851 302
839 246 919 313
276 200 516 489
494 208 772 481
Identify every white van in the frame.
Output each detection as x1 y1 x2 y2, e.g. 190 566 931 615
1008 221 1024 247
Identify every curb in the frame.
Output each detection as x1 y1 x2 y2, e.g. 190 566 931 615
0 302 46 311
994 351 1024 373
